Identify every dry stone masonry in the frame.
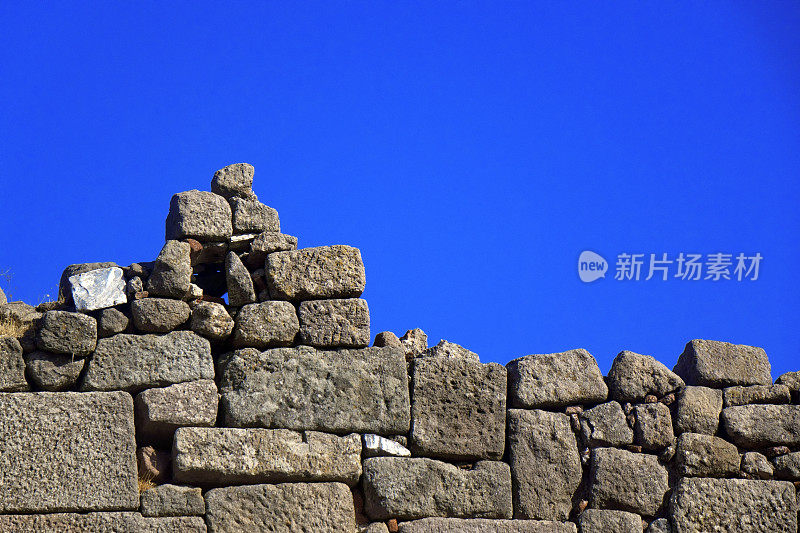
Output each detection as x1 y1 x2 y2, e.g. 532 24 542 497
0 162 798 532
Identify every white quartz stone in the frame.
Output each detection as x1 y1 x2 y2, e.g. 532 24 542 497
69 267 127 311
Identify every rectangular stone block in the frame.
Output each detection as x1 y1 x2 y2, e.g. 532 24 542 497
674 339 772 387
721 404 800 448
0 513 207 532
219 345 410 434
589 447 669 516
722 384 792 407
140 485 205 517
165 189 233 242
266 245 366 300
134 380 218 446
298 298 371 348
173 427 362 486
398 518 577 532
0 392 138 513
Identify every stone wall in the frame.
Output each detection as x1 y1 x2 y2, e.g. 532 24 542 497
0 163 798 532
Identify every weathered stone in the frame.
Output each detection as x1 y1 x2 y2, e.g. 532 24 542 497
267 245 366 300
36 310 97 356
127 275 144 298
137 446 171 483
229 197 279 234
607 350 684 403
742 451 773 479
97 307 130 337
224 251 256 307
24 351 84 391
776 371 800 402
590 447 669 516
195 241 228 264
364 523 390 533
579 401 634 447
211 162 255 199
400 328 428 356
298 298 371 348
507 349 608 409
398 518 577 533
0 391 138 513
231 301 299 348
674 386 722 435
674 339 772 387
646 518 671 533
68 266 127 312
165 189 233 242
0 513 206 532
147 240 192 298
58 262 119 304
248 231 298 265
578 509 642 533
220 346 410 434
131 298 191 333
190 301 234 340
723 384 791 407
674 432 739 477
633 402 674 450
411 357 506 460
374 331 402 348
206 482 356 533
363 458 512 520
507 409 582 520
0 336 27 391
420 339 480 361
81 331 214 393
135 380 218 445
0 302 41 352
140 484 204 517
669 477 797 532
364 433 411 458
772 452 800 480
722 404 800 447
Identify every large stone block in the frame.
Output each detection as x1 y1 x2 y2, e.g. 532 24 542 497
140 485 205 517
68 266 127 311
211 162 255 199
230 197 279 234
0 392 138 513
363 457 512 520
398 518 578 532
607 350 684 402
173 427 361 485
0 336 27 392
674 432 740 477
722 384 791 407
298 298 371 348
36 310 97 356
722 404 800 448
24 351 84 391
248 231 298 265
507 409 582 520
219 345 410 434
632 402 674 450
147 240 193 298
673 386 722 436
165 190 233 242
131 298 191 333
81 331 214 393
589 447 669 516
205 482 356 533
411 357 507 461
776 371 800 401
506 349 607 408
578 401 633 447
58 261 119 305
669 477 797 532
772 451 800 480
266 245 366 301
231 301 299 349
673 339 772 387
134 380 218 445
578 509 642 533
0 513 207 532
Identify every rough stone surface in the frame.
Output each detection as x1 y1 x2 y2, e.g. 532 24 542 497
578 509 642 533
137 446 171 483
674 386 723 436
135 380 218 445
69 266 127 311
230 197 279 234
140 484 205 517
364 433 411 457
772 451 800 480
81 331 213 393
607 350 684 402
211 162 255 199
589 447 669 516
174 427 361 485
411 357 507 460
363 457 512 520
267 245 366 301
97 307 130 337
674 432 740 477
225 251 257 307
742 451 774 479
674 339 772 387
165 189 233 242
373 331 401 348
0 301 41 352
723 384 791 407
147 240 192 298
507 349 608 408
0 336 28 392
722 404 800 447
131 298 191 333
0 391 138 513
24 351 85 391
0 513 206 532
398 518 577 533
776 371 800 401
190 301 234 341
400 328 428 355
669 477 797 532
58 262 119 304
633 402 674 450
36 310 97 356
507 409 582 520
298 298 371 348
579 401 634 447
646 518 671 533
420 340 480 361
231 301 299 349
248 231 298 264
205 482 356 533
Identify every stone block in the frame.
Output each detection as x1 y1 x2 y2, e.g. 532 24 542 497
673 339 772 387
266 245 366 301
607 350 684 402
578 509 642 533
721 404 800 448
36 310 97 356
420 339 480 361
97 307 130 337
632 402 674 450
722 384 791 407
231 301 299 349
24 351 84 391
0 301 41 352
58 262 119 305
579 401 633 447
147 240 193 298
0 513 206 532
298 298 371 348
68 266 127 311
165 190 233 242
131 298 191 333
225 251 256 307
363 434 411 458
589 447 669 516
140 484 205 517
674 432 740 477
134 380 218 445
211 163 255 199
190 301 234 341
398 518 577 532
772 451 800 480
0 336 27 391
673 386 722 436
230 197 279 234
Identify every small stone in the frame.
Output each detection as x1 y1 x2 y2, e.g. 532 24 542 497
674 386 723 436
742 452 774 479
607 350 684 403
374 331 401 348
137 446 171 484
231 301 299 349
399 329 428 356
387 519 398 533
646 518 672 533
247 232 298 266
165 189 233 242
660 444 676 463
24 351 84 391
96 307 129 337
674 432 740 477
211 163 255 199
589 447 669 516
125 262 152 279
579 401 634 447
659 393 676 406
363 434 411 458
645 394 658 403
674 339 772 387
578 509 642 533
135 380 218 446
633 402 674 450
420 339 480 361
766 446 792 458
565 405 583 415
578 500 589 512
57 262 118 305
190 301 234 341
140 484 204 517
0 336 27 392
187 283 203 300
773 452 800 480
68 267 127 312
626 444 643 453
722 404 800 448
0 302 41 352
230 197 279 234
36 310 97 356
127 276 144 298
776 371 800 402
225 251 257 307
299 298 370 348
723 384 792 407
196 242 229 264
267 245 366 301
147 240 192 298
131 298 191 333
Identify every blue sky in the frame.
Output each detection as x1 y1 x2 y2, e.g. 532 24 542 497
1 3 798 377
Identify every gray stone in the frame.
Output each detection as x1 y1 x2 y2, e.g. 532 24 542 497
68 267 127 311
165 190 233 242
669 477 797 532
373 330 401 348
0 513 206 532
776 371 800 402
411 357 506 460
298 298 371 348
721 404 800 447
507 409 582 520
147 240 192 298
231 301 299 349
772 452 800 480
742 451 774 479
723 384 791 407
194 241 229 264
363 433 411 457
225 251 256 307
646 518 671 533
363 457 512 520
211 162 255 199
590 447 669 516
220 346 410 434
127 276 144 299
140 484 205 517
674 339 772 387
507 349 608 409
248 232 298 264
674 432 740 477
674 386 723 435
131 298 191 333
97 307 130 337
81 331 213 393
58 262 118 304
400 328 429 355
607 350 684 402
420 339 480 361
0 391 138 513
230 197 279 234
190 301 234 341
633 402 674 450
135 380 218 445
398 518 577 533
579 401 634 447
0 302 41 352
36 310 97 356
205 482 356 533
24 351 84 391
364 523 390 533
174 427 361 485
578 509 642 533
0 336 27 391
267 245 366 300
